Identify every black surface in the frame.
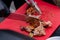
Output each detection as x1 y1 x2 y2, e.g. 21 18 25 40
0 17 5 22
43 0 56 5
51 25 60 37
0 30 35 40
0 0 10 17
2 0 26 9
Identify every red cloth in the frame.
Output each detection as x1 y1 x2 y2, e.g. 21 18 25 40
0 1 60 40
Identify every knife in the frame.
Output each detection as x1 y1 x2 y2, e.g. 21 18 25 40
25 0 42 14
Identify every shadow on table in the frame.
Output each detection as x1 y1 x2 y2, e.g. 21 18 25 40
0 29 35 40
51 25 60 37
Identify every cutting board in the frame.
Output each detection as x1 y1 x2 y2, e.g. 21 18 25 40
0 0 60 40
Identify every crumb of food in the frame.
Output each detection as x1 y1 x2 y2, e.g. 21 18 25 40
29 33 34 37
25 6 36 16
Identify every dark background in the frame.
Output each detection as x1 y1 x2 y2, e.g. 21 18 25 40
0 0 26 22
43 0 56 5
2 0 26 9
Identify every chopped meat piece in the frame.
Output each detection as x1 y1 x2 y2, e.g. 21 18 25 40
26 17 40 28
25 6 36 16
21 6 52 37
